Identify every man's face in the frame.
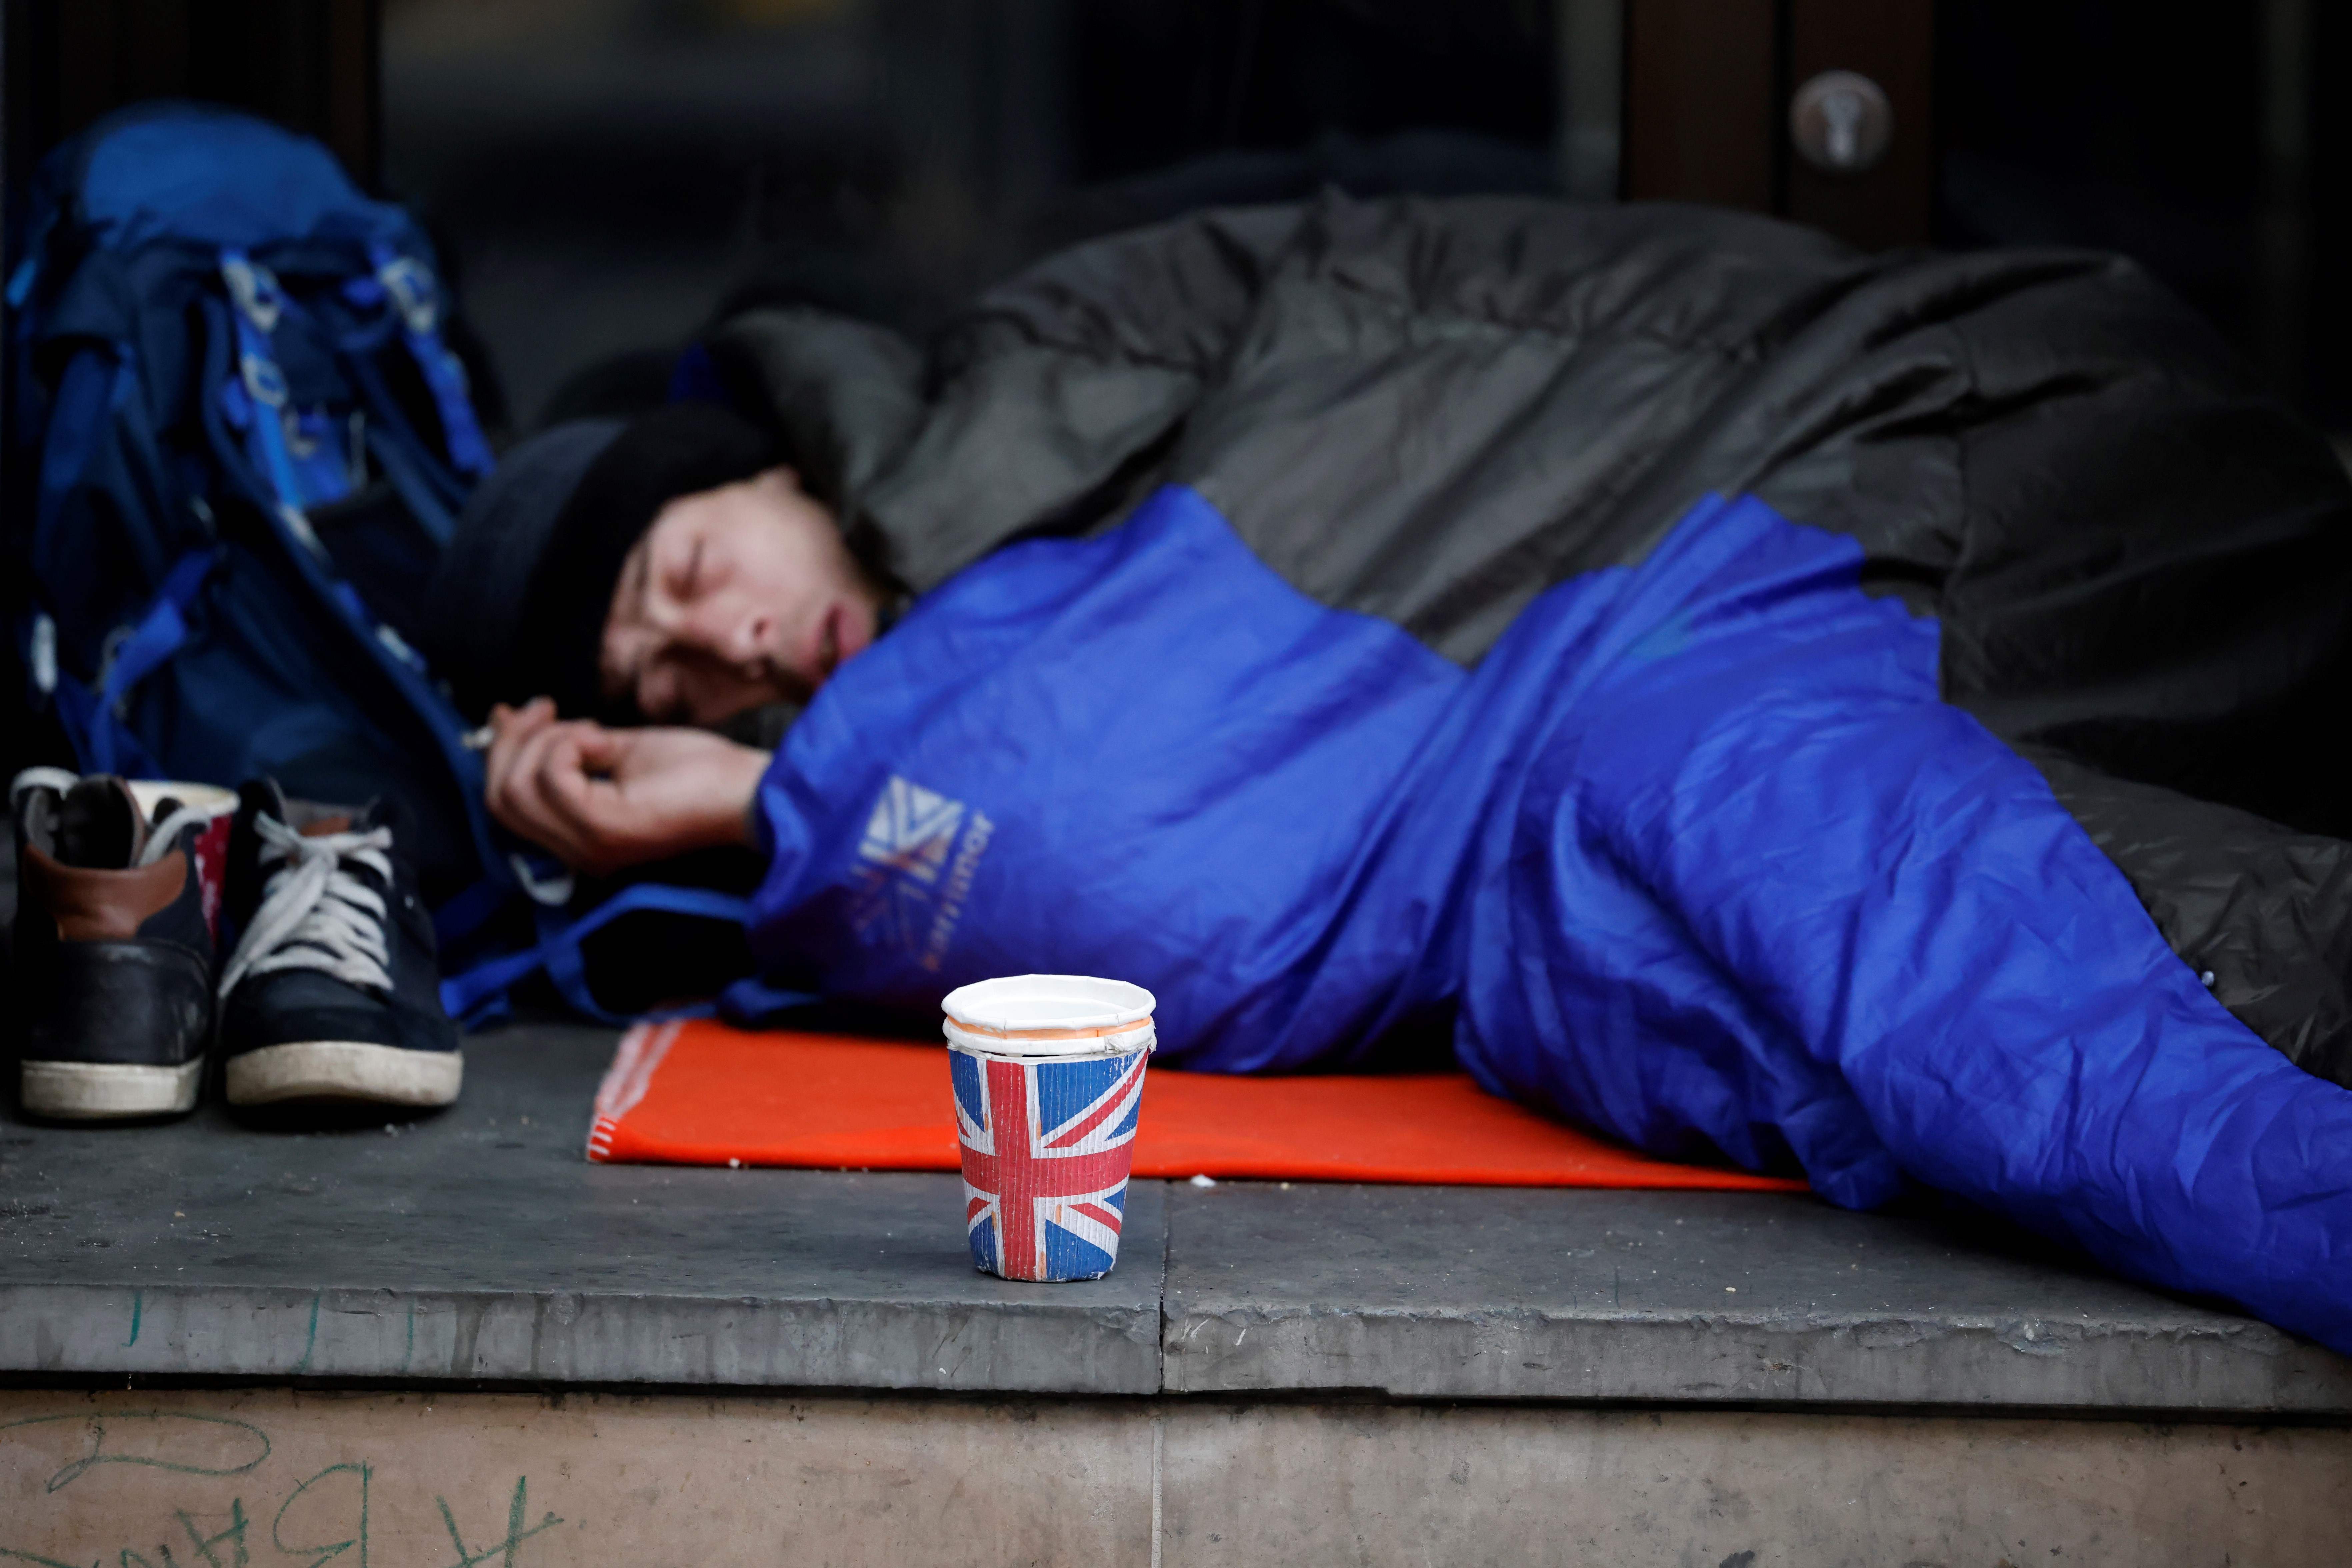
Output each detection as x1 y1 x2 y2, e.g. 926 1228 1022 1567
600 467 883 726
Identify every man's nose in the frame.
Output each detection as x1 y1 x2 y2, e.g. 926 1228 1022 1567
680 600 759 661
724 610 774 665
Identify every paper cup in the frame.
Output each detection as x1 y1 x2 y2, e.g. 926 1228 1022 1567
128 780 237 941
943 975 1157 1282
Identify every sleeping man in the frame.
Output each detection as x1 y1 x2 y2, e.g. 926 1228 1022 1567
426 196 2352 1353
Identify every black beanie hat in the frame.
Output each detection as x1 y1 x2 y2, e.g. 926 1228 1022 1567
425 403 781 719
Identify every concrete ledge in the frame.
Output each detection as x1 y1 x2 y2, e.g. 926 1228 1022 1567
0 1282 1163 1393
0 1026 1163 1394
1161 1184 2352 1412
4 1024 2348 1411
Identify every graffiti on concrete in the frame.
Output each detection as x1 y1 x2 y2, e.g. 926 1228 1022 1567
0 1413 561 1568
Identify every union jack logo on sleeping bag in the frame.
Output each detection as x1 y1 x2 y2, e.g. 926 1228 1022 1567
851 776 965 947
954 1047 1148 1281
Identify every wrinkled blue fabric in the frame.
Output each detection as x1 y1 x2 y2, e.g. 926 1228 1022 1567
75 104 412 253
749 484 2352 1351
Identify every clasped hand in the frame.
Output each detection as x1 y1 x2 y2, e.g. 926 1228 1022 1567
483 698 772 877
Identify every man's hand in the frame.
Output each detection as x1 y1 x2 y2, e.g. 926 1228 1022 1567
484 698 772 877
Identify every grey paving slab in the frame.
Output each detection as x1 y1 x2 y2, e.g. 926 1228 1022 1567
1160 1180 2352 1413
0 1022 1165 1393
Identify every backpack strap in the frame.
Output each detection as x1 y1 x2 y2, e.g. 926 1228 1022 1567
218 249 330 552
198 268 515 909
438 881 790 1027
43 545 218 776
368 246 493 481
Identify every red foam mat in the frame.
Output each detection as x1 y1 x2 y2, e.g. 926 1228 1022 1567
585 1020 1805 1191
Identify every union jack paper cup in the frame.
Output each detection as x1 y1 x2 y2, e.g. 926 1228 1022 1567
942 975 1157 1283
127 780 237 942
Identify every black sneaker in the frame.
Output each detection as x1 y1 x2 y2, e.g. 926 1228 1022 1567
217 780 461 1109
8 769 227 1119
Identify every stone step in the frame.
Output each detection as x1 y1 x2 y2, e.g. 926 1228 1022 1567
2 1385 2346 1565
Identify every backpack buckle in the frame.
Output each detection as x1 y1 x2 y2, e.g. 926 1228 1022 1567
239 351 290 410
219 253 283 334
509 852 576 908
376 255 439 336
28 614 57 697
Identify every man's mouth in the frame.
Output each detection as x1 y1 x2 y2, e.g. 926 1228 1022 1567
772 603 844 703
771 602 863 704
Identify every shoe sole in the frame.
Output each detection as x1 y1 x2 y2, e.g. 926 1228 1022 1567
20 1058 204 1120
225 1041 463 1108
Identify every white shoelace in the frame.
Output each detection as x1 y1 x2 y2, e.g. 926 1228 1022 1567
9 765 80 810
9 766 213 868
216 815 397 999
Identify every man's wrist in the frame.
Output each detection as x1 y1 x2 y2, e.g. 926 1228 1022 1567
727 742 772 849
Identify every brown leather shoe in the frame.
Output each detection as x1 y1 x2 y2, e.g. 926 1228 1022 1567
8 771 219 1119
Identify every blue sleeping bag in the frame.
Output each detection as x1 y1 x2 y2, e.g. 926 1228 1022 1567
744 481 2352 1353
627 197 2352 1353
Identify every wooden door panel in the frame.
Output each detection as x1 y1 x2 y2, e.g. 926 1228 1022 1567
1623 0 1778 211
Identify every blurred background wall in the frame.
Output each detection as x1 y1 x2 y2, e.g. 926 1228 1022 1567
373 0 1575 426
4 0 2347 435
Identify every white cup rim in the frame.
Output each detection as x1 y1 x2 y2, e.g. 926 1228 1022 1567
941 973 1156 1033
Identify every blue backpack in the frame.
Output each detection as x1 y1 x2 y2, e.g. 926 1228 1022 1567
8 102 787 1027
